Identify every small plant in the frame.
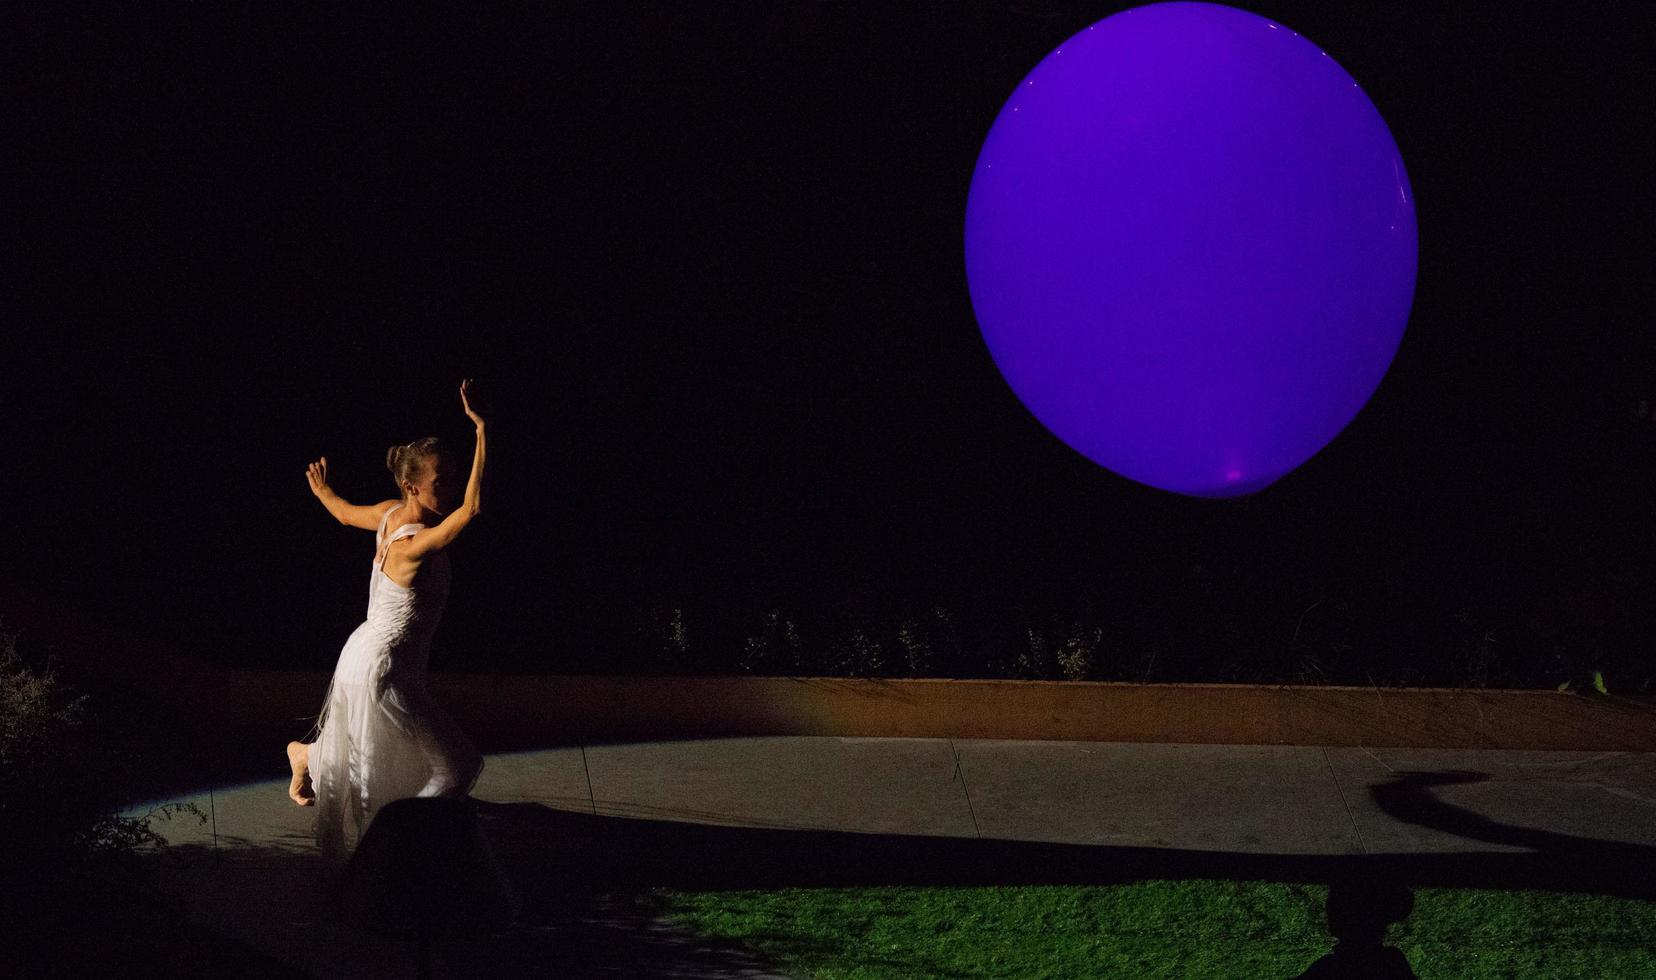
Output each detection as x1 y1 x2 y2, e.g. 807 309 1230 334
738 611 772 674
1055 621 1103 682
849 625 886 677
1015 622 1058 680
1138 646 1160 683
1556 669 1609 695
825 622 885 677
637 603 692 669
1291 651 1328 686
895 617 934 677
1464 628 1500 689
929 604 965 673
780 615 806 674
668 606 689 661
739 608 805 675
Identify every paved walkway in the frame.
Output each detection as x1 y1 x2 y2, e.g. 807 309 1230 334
124 736 1656 978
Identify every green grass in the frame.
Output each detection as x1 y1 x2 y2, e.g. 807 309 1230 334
640 880 1656 979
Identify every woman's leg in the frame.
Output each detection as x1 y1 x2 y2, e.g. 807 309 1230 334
379 675 483 798
413 702 483 798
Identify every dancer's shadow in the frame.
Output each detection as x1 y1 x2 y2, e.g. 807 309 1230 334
467 763 1656 890
1285 766 1653 980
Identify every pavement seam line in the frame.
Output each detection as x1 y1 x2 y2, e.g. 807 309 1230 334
580 743 597 816
949 737 981 839
1321 745 1369 855
209 782 220 866
1358 745 1398 773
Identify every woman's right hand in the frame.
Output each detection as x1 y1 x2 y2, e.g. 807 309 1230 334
460 378 485 428
306 457 331 498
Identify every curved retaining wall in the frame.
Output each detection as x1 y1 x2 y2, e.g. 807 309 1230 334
177 666 1656 751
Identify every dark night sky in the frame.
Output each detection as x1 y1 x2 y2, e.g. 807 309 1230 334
7 2 1653 681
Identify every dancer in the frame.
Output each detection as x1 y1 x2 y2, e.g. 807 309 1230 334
288 378 488 867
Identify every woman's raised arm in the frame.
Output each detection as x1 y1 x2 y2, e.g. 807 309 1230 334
405 381 486 560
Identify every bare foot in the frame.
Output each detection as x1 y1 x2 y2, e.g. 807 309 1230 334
286 740 315 806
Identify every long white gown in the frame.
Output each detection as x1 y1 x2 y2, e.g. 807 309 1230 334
304 503 484 868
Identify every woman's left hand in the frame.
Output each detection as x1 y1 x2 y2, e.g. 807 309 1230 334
460 378 485 428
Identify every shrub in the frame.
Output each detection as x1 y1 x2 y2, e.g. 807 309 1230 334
1056 622 1103 682
825 623 886 677
0 616 205 921
738 607 805 675
895 617 935 677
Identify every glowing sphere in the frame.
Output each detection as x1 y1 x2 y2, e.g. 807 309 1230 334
964 1 1416 498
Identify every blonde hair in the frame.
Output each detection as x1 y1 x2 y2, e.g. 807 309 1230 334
386 436 444 496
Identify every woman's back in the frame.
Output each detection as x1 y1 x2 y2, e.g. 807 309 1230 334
364 504 452 659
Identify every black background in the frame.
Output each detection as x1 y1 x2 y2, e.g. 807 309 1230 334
7 1 1653 688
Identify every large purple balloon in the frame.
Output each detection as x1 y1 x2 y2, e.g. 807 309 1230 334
965 1 1417 498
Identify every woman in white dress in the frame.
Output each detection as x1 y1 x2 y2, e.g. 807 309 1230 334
286 378 488 867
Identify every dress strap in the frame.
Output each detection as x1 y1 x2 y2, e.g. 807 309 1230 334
376 503 404 561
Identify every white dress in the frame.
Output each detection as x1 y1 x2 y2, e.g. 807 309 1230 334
304 503 484 868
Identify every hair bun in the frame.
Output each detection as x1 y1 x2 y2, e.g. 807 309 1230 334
387 436 442 494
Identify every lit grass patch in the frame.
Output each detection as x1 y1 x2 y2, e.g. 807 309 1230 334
638 880 1656 979
641 880 1330 979
1391 887 1656 979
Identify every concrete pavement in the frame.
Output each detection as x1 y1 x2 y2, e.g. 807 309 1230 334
116 734 1656 978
